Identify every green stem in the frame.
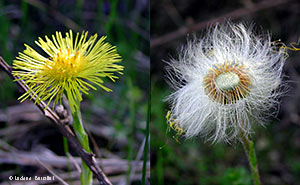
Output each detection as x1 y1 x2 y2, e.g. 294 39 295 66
72 102 93 185
126 78 135 185
142 84 150 185
241 134 262 185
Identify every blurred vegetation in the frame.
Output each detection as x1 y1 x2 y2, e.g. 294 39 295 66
0 0 149 184
151 0 300 185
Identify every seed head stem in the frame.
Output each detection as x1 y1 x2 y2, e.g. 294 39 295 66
241 132 262 185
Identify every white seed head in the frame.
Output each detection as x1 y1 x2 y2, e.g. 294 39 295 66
165 22 287 143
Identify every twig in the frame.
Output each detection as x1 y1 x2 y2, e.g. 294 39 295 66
118 138 146 185
37 159 69 185
164 0 184 26
151 0 292 48
24 0 81 30
0 139 18 152
128 138 146 185
0 150 147 174
0 57 112 185
0 122 40 139
66 152 82 173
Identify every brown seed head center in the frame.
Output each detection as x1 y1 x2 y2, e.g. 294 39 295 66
203 61 251 104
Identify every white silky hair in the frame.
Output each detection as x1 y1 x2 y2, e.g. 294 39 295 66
165 22 287 143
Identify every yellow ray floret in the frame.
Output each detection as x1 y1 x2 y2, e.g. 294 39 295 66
12 30 123 113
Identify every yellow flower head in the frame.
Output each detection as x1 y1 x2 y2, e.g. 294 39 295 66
12 30 123 113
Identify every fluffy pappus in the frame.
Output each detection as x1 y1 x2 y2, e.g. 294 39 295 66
165 22 288 143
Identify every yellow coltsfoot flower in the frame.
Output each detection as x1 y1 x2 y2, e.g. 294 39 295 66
12 30 123 113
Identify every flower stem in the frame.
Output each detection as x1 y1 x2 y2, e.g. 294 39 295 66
241 134 261 185
72 102 93 185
